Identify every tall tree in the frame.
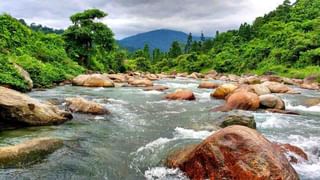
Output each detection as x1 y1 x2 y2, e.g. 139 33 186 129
184 33 193 53
168 41 182 58
201 32 205 41
143 44 150 60
63 9 115 69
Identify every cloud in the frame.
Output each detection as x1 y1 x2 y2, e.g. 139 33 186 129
0 0 284 39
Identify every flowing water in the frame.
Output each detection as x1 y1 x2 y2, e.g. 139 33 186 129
0 78 319 180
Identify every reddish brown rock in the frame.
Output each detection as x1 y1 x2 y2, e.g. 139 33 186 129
198 81 219 89
276 143 308 163
210 84 238 99
165 89 195 101
167 125 299 180
300 83 319 90
143 85 169 91
212 91 260 112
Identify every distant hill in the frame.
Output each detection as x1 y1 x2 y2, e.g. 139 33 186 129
118 29 203 52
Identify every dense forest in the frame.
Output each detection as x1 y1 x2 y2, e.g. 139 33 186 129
128 0 320 78
0 0 319 92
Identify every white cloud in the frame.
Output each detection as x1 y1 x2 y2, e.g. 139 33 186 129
0 0 284 39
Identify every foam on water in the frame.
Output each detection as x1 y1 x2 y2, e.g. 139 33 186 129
108 98 128 104
162 82 197 89
259 116 290 129
286 104 320 113
144 167 188 180
174 127 213 139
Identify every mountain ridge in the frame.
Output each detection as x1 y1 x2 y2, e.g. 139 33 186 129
118 29 203 52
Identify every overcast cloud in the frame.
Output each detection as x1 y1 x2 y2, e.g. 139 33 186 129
0 0 284 39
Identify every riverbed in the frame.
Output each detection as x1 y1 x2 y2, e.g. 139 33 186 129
0 78 319 179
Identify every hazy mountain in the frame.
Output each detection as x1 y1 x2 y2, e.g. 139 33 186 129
118 29 204 52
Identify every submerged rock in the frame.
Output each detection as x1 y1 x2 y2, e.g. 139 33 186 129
129 79 153 87
165 89 195 101
143 85 169 91
259 94 285 110
276 143 308 163
198 81 219 89
219 112 256 129
0 87 72 126
72 74 114 87
212 91 260 112
210 84 238 99
166 125 299 180
0 138 63 168
65 97 110 115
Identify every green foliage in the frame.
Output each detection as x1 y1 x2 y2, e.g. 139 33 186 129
138 0 320 79
0 55 29 91
0 13 84 90
63 9 116 71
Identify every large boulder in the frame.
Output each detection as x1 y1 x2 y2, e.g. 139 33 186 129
262 81 291 93
72 74 114 87
129 79 153 87
259 94 285 110
166 125 299 180
14 64 33 90
0 87 72 126
212 91 260 112
210 84 238 99
252 84 271 95
0 138 63 168
165 89 195 101
65 97 110 115
198 81 219 89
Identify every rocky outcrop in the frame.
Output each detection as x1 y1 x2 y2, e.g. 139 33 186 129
0 86 72 126
259 94 285 110
212 91 260 112
105 74 127 83
143 85 169 91
65 97 110 115
0 138 63 168
166 125 299 180
165 89 195 101
13 64 33 90
240 76 261 84
72 74 114 87
210 84 238 99
198 81 219 89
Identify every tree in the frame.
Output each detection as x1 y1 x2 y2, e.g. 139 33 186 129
143 44 150 60
63 9 115 70
152 48 162 62
168 41 182 58
201 32 205 41
184 33 193 53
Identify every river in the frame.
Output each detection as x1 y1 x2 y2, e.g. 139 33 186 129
0 78 319 179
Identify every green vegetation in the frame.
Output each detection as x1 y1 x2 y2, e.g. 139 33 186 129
127 0 320 80
0 9 125 91
0 14 84 91
0 0 319 91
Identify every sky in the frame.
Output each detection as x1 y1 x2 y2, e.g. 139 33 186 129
0 0 284 39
